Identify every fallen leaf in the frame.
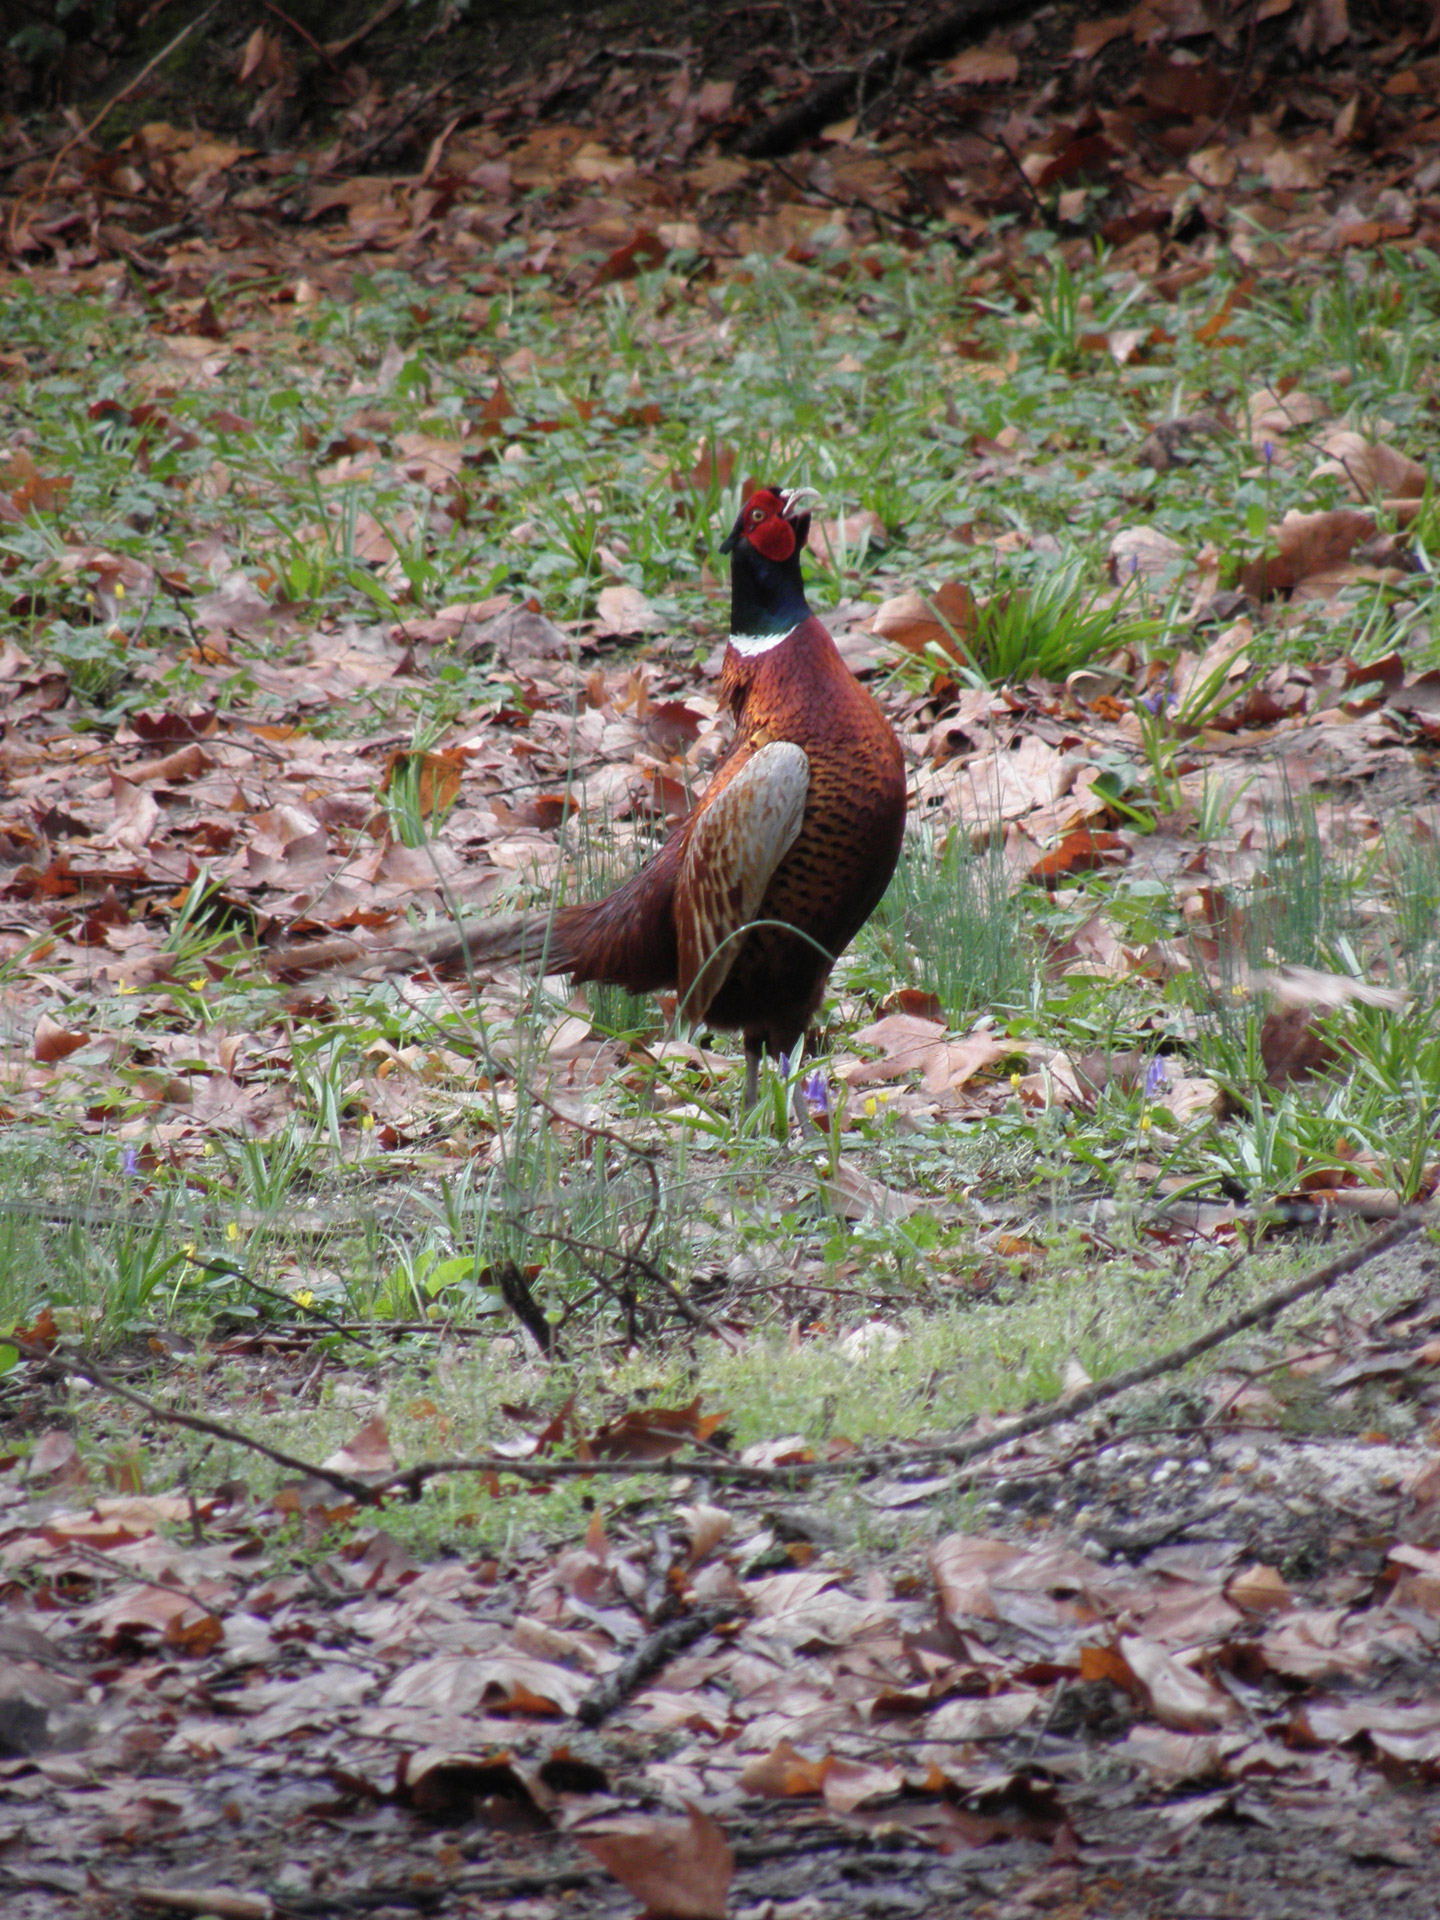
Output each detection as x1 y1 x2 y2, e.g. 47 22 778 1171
595 584 663 636
1311 429 1426 501
871 581 976 664
580 1805 733 1919
1118 1634 1237 1729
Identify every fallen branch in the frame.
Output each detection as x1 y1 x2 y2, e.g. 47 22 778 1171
41 1 225 195
577 1603 739 1727
12 1338 378 1505
382 1209 1426 1493
19 1212 1423 1502
737 0 1044 159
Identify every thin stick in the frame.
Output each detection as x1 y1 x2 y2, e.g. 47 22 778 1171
381 1210 1425 1493
260 1 341 71
12 1338 376 1503
17 1213 1422 1500
41 1 225 195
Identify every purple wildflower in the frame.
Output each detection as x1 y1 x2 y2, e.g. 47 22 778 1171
778 1051 790 1079
801 1068 830 1121
1143 1056 1169 1098
1262 439 1274 467
121 1146 138 1177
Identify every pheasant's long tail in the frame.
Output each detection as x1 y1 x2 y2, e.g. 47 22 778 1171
266 909 589 984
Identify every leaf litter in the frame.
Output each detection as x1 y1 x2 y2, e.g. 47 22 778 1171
4 1 1440 1913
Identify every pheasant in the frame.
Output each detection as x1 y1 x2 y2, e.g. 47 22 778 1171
368 487 906 1106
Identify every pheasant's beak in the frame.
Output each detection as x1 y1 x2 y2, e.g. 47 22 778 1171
780 487 822 520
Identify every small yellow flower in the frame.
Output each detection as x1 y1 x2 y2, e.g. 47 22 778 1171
1009 1071 1021 1091
361 1112 375 1132
1140 1111 1152 1133
863 1096 877 1119
114 581 125 599
116 980 136 995
181 1242 196 1260
226 1220 239 1243
290 1289 314 1309
189 977 206 992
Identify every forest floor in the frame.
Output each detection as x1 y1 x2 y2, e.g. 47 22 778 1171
3 2 1440 1915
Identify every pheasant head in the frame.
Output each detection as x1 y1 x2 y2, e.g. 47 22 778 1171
721 486 819 654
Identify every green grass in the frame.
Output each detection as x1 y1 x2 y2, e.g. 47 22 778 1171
4 229 1440 1540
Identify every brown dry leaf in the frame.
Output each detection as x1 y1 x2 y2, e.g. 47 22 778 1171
1026 828 1127 888
595 584 663 636
676 1503 732 1566
818 1162 920 1221
33 1014 89 1064
1294 0 1349 56
1070 14 1134 60
842 1013 948 1086
1258 141 1324 192
322 1414 394 1479
1301 1699 1440 1750
382 1651 592 1717
929 1534 1024 1621
25 1427 87 1488
1193 276 1254 346
1225 1563 1294 1614
1188 146 1236 189
1389 1544 1440 1618
943 45 1021 85
589 229 668 287
1259 1004 1335 1088
587 1396 726 1460
922 1032 1013 1097
1238 507 1376 602
739 1739 831 1797
870 581 976 664
1109 525 1187 582
1118 1635 1237 1729
1120 1726 1237 1783
83 1581 222 1651
579 1805 733 1920
1246 385 1328 447
1311 429 1426 501
821 1756 906 1812
925 1691 1041 1741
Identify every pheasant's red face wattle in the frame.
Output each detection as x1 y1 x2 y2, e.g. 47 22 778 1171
742 493 797 562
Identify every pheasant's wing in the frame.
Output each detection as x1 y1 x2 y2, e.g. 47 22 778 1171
676 739 809 1024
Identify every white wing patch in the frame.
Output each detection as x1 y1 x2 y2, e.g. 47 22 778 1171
676 740 809 1023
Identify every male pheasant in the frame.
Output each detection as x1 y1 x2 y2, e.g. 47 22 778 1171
421 486 907 1105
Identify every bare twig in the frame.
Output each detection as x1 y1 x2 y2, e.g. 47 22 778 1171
323 0 406 59
64 1539 223 1626
12 1337 378 1504
18 1214 1421 1504
738 0 1043 158
41 1 225 196
576 1603 739 1726
381 1210 1426 1494
1186 0 1262 161
260 0 342 71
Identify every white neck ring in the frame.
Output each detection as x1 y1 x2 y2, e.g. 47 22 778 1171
728 627 793 658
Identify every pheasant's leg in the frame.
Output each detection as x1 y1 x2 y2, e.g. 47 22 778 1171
742 1037 764 1110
